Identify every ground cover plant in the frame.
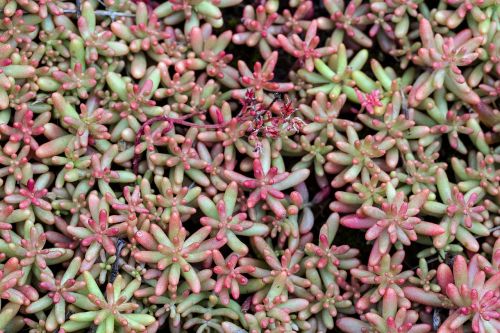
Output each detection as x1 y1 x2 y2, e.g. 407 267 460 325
0 0 498 332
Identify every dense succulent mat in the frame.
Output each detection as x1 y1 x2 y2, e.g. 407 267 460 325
0 0 498 332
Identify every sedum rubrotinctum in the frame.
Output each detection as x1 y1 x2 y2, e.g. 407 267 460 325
0 0 498 332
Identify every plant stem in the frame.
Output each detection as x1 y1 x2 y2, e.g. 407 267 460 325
62 9 134 18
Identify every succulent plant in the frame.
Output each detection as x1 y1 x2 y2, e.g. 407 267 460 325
325 125 394 187
409 18 483 106
298 44 369 101
225 158 310 218
278 20 336 73
0 0 498 332
351 250 414 312
424 168 490 252
60 272 155 332
198 181 269 255
232 5 283 59
318 0 373 48
337 288 432 333
25 258 84 331
405 254 500 333
133 210 224 295
154 0 242 35
240 237 311 304
304 213 360 282
177 23 239 88
232 51 295 104
341 186 445 265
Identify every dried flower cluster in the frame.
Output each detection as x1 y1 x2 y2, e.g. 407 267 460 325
0 0 498 332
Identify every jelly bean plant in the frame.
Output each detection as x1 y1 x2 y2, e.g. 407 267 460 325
0 0 498 332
